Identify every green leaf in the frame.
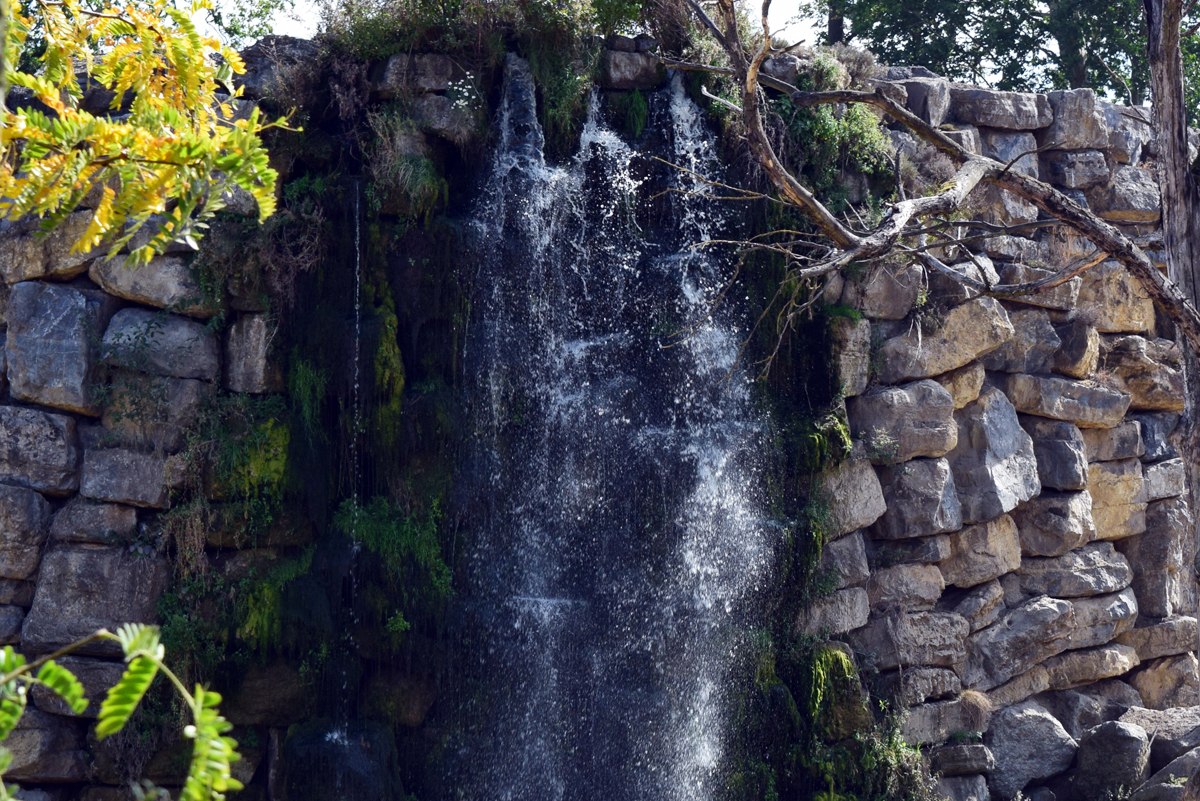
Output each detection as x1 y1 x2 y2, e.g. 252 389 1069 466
113 624 164 661
95 656 159 739
0 695 26 742
0 747 13 774
37 661 88 715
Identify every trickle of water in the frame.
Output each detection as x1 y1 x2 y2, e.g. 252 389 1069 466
446 56 777 801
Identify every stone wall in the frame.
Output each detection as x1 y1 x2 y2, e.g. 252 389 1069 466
804 75 1199 801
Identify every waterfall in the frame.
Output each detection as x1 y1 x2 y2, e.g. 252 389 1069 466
446 54 777 800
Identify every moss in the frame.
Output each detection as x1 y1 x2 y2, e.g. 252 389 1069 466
607 88 649 140
368 279 406 450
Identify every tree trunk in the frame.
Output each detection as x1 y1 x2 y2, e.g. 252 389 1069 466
1048 1 1090 88
827 1 845 45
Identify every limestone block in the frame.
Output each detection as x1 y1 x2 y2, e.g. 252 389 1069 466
235 35 320 100
931 743 995 776
761 54 800 85
985 700 1077 801
969 182 1039 228
599 50 665 90
1088 458 1148 541
933 362 985 410
975 235 1050 264
1043 643 1140 690
936 774 988 801
847 610 969 670
1065 587 1138 650
1129 653 1200 710
1116 498 1194 618
819 458 887 539
1087 166 1161 222
877 666 961 706
1130 413 1181 462
951 88 1052 129
102 308 220 381
224 313 284 394
1102 101 1152 164
901 78 951 127
1039 149 1110 189
1076 260 1156 333
868 563 946 611
848 381 958 464
902 696 991 745
964 596 1075 690
89 255 215 318
101 371 210 454
0 485 50 580
5 282 119 415
873 458 963 540
873 534 953 566
940 514 1021 589
1120 706 1200 771
840 261 922 320
80 448 169 509
1038 89 1110 149
4 708 87 783
21 545 169 656
980 129 1040 177
987 665 1051 708
941 124 982 154
414 93 480 145
1101 335 1186 412
1115 616 1199 661
49 498 138 545
1071 720 1151 801
1082 421 1144 462
1052 320 1100 379
795 587 869 636
980 308 1061 373
30 656 123 718
945 579 1006 632
820 530 870 589
1000 373 1131 429
997 263 1081 311
946 386 1040 524
1011 491 1095 557
0 211 94 284
1035 688 1108 739
1145 458 1186 501
874 298 1013 384
370 53 461 96
1018 542 1133 598
1019 416 1088 491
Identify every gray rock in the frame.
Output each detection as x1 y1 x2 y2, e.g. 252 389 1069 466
49 498 137 544
1129 653 1200 710
1129 413 1180 462
1088 458 1148 541
0 211 94 284
1042 643 1140 690
840 261 922 319
1082 421 1144 462
1011 491 1095 557
1101 101 1152 164
820 458 887 539
1076 260 1156 333
830 316 871 398
30 656 123 718
0 604 23 643
1101 335 1186 412
874 298 1013 384
414 93 480 146
761 54 800 85
1040 89 1111 150
873 458 963 540
1115 616 1199 661
981 308 1062 373
1071 721 1150 801
999 373 1132 429
102 308 220 381
5 282 119 415
901 78 951 127
1116 499 1194 618
942 124 983 154
21 545 169 656
1040 149 1110 189
795 587 870 636
969 182 1040 228
1065 587 1138 650
1052 320 1100 379
224 313 283 393
1019 416 1089 491
981 129 1040 177
902 696 992 745
4 708 87 782
820 530 870 589
1018 541 1132 597
986 700 1077 801
877 666 962 706
945 579 1006 632
940 514 1022 589
0 579 35 607
0 485 50 580
848 381 958 464
931 743 995 776
946 386 1040 524
101 371 210 454
89 255 215 318
236 36 320 100
1087 166 1161 222
868 563 946 611
80 448 169 509
0 283 8 325
370 53 461 96
951 88 1052 129
1035 689 1108 739
1145 458 1186 501
224 660 309 726
964 596 1075 690
975 235 1050 264
1120 706 1200 770
848 610 969 671
872 534 953 566
987 665 1052 709
599 50 665 90
1137 754 1200 801
934 361 986 410
937 774 989 801
997 263 1081 312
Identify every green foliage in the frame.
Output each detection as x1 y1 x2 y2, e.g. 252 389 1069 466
36 661 87 715
201 0 294 47
366 108 449 218
368 278 407 449
593 0 642 33
288 351 328 441
607 88 649 139
180 687 241 801
236 547 315 659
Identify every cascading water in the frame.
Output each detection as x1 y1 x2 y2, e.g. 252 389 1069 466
444 54 777 800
